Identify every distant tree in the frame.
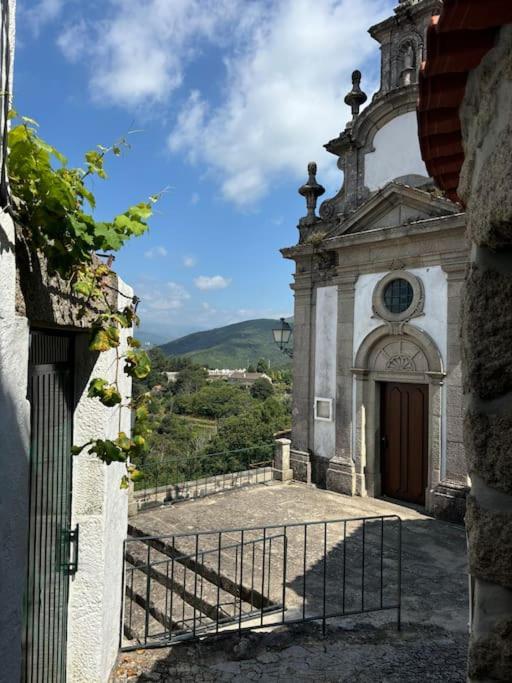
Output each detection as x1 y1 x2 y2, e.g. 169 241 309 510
247 364 256 373
250 377 274 400
174 365 208 395
166 355 194 371
256 358 270 374
139 347 173 389
175 382 251 419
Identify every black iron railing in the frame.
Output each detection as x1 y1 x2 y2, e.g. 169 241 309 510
121 514 402 650
133 444 274 508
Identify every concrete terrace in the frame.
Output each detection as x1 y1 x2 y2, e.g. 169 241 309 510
113 482 469 681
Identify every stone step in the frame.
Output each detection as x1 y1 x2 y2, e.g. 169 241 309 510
128 524 279 610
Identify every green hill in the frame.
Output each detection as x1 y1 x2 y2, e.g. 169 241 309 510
159 318 293 369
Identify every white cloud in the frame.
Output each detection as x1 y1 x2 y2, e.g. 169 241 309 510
183 256 197 268
137 280 190 315
54 0 392 205
57 18 88 62
169 0 391 205
194 275 232 291
23 0 68 34
144 245 168 259
57 0 249 107
190 192 200 205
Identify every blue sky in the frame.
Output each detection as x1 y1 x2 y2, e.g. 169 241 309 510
15 0 394 342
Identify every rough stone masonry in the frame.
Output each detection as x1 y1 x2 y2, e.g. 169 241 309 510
458 24 512 683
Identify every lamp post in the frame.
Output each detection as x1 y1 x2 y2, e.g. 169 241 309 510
272 318 293 358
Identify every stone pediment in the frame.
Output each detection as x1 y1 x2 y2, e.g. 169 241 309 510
337 182 458 236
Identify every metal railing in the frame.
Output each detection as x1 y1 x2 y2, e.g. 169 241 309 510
121 514 402 650
132 444 274 509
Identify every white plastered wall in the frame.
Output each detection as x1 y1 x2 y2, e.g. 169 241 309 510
364 112 428 191
67 277 133 683
313 286 338 459
0 212 31 683
0 3 31 680
353 266 448 475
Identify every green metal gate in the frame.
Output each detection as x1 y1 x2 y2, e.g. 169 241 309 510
23 330 78 683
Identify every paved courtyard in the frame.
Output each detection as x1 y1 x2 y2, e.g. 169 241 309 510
112 482 468 681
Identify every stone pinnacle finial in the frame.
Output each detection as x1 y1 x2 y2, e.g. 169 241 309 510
298 162 325 222
344 70 368 121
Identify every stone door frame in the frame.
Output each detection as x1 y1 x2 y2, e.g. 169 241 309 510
352 324 445 510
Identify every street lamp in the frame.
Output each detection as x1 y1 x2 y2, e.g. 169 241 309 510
272 318 293 358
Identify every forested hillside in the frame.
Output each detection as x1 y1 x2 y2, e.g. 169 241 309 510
159 318 292 369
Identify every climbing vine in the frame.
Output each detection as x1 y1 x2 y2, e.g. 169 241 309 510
6 111 157 486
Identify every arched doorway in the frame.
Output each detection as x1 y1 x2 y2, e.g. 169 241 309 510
352 324 445 510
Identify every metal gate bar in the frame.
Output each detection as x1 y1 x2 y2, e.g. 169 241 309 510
121 514 402 650
23 331 75 683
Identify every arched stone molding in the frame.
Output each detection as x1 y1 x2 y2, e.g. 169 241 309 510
350 324 445 510
354 323 444 376
353 87 419 156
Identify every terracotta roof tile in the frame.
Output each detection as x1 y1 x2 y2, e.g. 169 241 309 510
417 0 512 203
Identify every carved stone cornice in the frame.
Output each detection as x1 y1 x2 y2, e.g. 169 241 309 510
441 257 468 281
351 367 370 379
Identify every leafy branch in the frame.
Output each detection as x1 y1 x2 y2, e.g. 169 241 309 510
7 111 159 486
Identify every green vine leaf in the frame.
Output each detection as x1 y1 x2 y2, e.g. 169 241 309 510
8 111 156 485
88 439 126 464
116 432 133 452
89 325 120 352
88 378 122 407
7 113 156 277
124 349 151 380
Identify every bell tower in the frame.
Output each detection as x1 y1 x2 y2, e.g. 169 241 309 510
370 0 441 96
297 0 442 232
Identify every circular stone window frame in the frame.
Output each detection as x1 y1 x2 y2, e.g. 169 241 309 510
372 270 424 323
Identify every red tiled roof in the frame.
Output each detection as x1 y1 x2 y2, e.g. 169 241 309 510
417 1 512 204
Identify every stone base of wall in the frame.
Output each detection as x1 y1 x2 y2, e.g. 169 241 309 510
310 453 330 489
326 460 356 496
290 449 311 485
428 482 469 524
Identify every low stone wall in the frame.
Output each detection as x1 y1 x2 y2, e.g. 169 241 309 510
130 466 273 515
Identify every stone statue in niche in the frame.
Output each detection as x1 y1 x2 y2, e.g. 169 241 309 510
403 43 414 70
400 42 416 86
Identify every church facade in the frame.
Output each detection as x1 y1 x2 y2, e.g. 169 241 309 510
282 0 468 521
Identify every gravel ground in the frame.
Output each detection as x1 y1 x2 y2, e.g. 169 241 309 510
111 620 467 682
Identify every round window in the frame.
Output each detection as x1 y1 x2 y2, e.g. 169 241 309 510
383 278 414 314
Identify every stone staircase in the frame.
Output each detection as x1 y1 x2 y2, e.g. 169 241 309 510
123 523 283 645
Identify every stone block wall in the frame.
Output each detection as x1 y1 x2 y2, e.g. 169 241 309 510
458 25 512 682
67 279 132 683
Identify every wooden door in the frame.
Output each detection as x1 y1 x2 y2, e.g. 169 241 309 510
380 382 428 505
